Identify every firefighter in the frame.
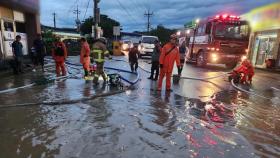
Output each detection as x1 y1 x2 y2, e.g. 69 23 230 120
80 37 90 77
157 34 181 91
91 37 111 84
52 37 68 76
128 43 140 72
234 59 254 84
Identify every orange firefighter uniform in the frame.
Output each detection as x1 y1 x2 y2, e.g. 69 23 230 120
158 42 181 91
80 41 91 76
234 59 254 84
52 41 67 76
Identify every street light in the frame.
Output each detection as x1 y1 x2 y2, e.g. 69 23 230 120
186 29 190 34
195 18 200 24
176 31 181 36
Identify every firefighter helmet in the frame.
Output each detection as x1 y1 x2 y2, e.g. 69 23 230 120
170 34 178 39
98 37 107 45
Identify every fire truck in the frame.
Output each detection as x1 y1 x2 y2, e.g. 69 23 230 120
185 14 250 68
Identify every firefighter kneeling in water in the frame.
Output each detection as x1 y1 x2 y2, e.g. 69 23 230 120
229 59 254 84
91 37 111 85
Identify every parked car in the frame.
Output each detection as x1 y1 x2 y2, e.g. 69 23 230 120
121 40 133 51
138 36 159 58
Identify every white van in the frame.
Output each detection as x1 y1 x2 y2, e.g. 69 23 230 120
138 36 159 58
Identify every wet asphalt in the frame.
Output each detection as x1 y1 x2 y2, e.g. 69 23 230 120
0 56 279 158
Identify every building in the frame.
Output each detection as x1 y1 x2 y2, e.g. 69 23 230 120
42 25 82 40
242 2 280 69
0 0 40 65
121 32 142 44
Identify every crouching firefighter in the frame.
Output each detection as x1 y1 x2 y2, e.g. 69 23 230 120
91 37 111 84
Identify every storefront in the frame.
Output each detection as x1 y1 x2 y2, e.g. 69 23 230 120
243 2 280 69
0 0 40 62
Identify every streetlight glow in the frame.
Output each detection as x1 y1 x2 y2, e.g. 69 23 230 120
196 18 200 24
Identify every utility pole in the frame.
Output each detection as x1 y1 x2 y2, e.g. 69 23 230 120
93 0 100 39
73 5 81 31
52 12 56 28
144 9 153 33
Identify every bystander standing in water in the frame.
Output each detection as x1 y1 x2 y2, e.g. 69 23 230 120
148 40 161 81
128 43 140 73
12 35 24 74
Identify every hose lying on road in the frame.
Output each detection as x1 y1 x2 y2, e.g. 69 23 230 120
0 60 140 108
230 80 272 100
0 83 36 94
112 58 229 81
0 88 130 109
64 60 140 85
113 58 277 101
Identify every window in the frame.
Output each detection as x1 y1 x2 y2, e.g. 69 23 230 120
205 22 212 34
197 24 206 34
15 22 26 33
215 22 249 40
4 21 14 31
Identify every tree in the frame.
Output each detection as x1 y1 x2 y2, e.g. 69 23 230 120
80 15 120 39
150 25 176 44
41 29 55 55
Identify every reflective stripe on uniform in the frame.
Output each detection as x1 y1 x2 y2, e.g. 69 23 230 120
93 49 105 62
104 50 109 54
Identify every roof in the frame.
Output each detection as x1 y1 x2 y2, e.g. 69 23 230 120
41 25 78 34
121 32 142 37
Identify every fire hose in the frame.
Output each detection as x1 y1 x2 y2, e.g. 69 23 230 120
112 58 276 100
0 59 140 108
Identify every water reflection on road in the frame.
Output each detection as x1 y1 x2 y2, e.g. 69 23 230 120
0 59 279 158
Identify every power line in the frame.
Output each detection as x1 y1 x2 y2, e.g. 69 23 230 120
83 0 91 21
115 0 146 31
73 5 81 31
144 9 153 33
67 0 80 13
116 0 139 23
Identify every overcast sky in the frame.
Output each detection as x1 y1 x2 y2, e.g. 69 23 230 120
40 0 278 32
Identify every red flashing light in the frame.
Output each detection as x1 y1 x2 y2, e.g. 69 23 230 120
214 14 240 21
222 14 228 19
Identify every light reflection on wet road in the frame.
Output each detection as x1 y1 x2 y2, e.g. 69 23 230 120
0 57 279 158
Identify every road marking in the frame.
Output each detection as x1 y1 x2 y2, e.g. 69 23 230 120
271 87 280 91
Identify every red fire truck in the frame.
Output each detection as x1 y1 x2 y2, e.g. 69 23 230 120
185 14 250 68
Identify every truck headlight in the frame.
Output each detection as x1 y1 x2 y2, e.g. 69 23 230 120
241 55 247 61
211 53 218 62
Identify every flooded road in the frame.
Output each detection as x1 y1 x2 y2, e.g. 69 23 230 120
0 57 279 158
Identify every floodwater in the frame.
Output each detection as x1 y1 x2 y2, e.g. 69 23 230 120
0 58 279 158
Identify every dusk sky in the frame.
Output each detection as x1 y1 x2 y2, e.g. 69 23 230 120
40 0 279 31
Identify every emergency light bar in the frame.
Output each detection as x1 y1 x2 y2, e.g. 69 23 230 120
215 14 240 20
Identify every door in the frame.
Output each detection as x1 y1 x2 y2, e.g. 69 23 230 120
252 37 260 66
0 29 3 60
255 38 267 66
255 35 277 66
15 22 28 55
2 20 15 58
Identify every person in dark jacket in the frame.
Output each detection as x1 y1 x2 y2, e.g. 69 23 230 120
12 35 24 74
33 34 46 72
128 44 140 72
148 40 161 80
